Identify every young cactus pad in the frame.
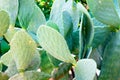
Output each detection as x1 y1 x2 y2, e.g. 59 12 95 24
10 29 37 72
37 25 76 65
75 59 97 80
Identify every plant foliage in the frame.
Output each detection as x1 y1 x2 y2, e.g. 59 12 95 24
0 0 120 80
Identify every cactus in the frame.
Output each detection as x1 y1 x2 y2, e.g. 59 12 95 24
0 10 9 37
37 25 76 65
10 29 37 72
0 0 18 26
0 0 120 80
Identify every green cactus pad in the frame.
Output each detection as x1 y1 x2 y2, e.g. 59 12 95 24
37 25 76 65
10 29 37 72
75 59 97 80
26 50 40 70
0 10 10 37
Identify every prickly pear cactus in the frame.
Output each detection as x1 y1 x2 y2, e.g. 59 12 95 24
26 50 40 70
37 25 76 65
0 10 10 37
10 29 37 72
99 31 120 80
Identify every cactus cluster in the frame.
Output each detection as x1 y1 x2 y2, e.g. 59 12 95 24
0 0 120 80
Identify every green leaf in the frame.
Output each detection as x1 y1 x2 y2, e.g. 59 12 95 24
86 0 120 27
9 71 50 80
1 50 12 66
1 40 10 54
99 31 120 80
0 10 10 37
0 0 18 26
4 27 20 42
37 25 76 65
18 0 46 31
75 59 97 80
10 29 37 71
49 0 65 35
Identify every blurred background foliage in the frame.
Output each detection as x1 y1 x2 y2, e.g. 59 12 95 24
35 0 54 20
35 0 86 20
